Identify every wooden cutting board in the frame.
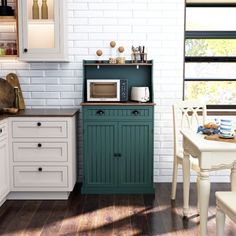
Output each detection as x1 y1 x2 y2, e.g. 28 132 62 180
204 134 236 144
0 78 15 109
6 73 25 110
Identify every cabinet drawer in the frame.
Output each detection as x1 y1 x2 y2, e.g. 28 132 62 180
0 122 7 139
13 166 68 188
83 106 153 120
13 142 68 162
12 121 67 138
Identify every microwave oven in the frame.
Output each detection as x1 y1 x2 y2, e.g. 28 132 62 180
87 79 128 102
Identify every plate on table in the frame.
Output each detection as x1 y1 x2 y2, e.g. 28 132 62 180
219 133 235 139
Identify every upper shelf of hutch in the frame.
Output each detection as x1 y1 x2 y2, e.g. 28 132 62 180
84 60 153 66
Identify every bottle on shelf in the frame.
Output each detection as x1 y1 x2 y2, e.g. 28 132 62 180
13 86 20 109
32 0 39 19
41 0 48 19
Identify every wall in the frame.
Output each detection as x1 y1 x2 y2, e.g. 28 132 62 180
0 0 230 182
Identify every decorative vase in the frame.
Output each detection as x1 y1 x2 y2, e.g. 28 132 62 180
32 0 39 19
41 0 48 19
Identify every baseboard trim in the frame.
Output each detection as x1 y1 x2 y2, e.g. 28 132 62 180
7 191 70 200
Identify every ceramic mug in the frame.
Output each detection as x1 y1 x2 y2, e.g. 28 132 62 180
220 119 233 136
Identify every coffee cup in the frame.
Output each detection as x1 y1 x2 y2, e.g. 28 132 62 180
220 119 233 136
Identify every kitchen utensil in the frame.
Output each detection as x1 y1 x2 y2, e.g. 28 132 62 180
131 87 150 102
0 78 15 109
6 73 25 110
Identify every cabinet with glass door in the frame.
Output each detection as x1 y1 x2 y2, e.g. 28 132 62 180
0 0 18 59
18 0 66 61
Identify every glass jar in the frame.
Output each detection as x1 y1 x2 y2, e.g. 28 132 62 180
0 43 5 56
6 43 15 55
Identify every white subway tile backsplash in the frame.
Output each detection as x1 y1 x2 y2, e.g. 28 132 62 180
46 85 74 92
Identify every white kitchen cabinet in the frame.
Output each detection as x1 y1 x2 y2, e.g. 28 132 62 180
0 120 10 207
18 0 66 61
8 116 76 200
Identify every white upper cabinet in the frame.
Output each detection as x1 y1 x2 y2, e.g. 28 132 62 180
18 0 67 61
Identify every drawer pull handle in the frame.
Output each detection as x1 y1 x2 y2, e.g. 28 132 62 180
96 110 105 115
38 143 42 148
37 122 41 127
114 153 122 158
38 167 43 172
0 128 2 134
132 110 140 116
24 48 28 53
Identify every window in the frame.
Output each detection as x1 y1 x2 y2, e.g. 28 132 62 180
184 0 236 108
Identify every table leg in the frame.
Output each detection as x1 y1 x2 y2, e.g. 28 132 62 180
216 207 225 236
183 151 190 217
199 170 210 236
197 174 200 215
230 163 236 191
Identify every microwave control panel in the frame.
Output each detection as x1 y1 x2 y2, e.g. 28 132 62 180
120 79 128 102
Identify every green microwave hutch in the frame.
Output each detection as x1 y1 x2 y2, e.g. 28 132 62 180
81 60 155 194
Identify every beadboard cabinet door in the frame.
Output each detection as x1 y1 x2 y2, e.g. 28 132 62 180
82 117 154 194
83 122 117 191
18 0 66 61
118 122 153 192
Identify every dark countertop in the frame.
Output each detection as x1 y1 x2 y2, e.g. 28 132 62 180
0 109 79 121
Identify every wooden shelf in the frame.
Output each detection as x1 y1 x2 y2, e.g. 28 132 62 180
28 19 55 25
0 16 16 22
81 102 156 106
0 55 17 59
84 60 153 66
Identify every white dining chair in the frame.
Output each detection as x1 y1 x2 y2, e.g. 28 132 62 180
171 100 206 201
216 191 236 236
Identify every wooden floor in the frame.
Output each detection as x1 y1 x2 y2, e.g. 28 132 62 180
0 183 235 236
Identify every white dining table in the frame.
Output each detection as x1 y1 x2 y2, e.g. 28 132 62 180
180 129 236 236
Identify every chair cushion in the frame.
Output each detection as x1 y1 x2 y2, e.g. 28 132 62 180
216 192 236 216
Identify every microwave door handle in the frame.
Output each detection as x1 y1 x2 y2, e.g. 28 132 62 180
145 87 150 100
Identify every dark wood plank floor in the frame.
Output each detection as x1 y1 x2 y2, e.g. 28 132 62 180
0 183 235 236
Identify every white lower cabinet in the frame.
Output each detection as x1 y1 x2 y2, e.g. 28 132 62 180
0 121 10 207
8 116 76 200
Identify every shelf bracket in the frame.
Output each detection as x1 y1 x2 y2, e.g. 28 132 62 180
136 65 139 69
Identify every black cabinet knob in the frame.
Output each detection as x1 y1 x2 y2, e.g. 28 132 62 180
96 110 105 115
37 122 41 127
38 167 43 172
38 143 42 148
24 48 28 53
132 110 140 116
0 128 2 134
114 153 122 158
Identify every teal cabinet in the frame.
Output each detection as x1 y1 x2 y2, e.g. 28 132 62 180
82 106 154 194
81 61 155 194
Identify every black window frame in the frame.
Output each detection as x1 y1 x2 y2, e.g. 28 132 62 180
184 1 236 109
